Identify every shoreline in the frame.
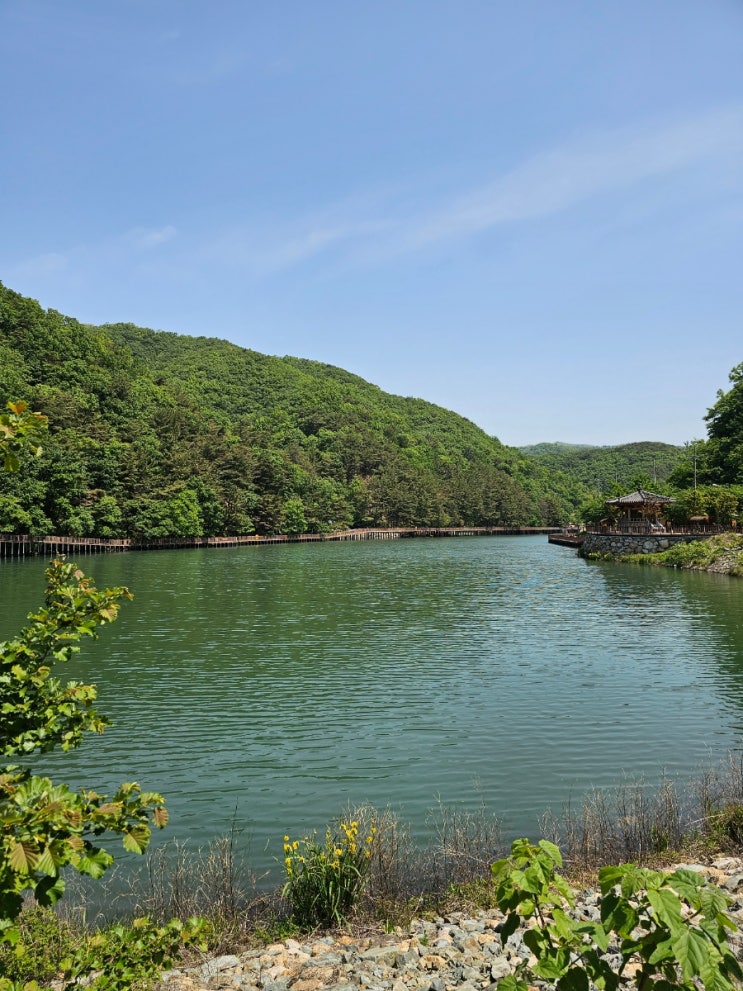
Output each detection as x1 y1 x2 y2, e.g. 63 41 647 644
0 527 559 559
159 854 743 991
618 531 743 577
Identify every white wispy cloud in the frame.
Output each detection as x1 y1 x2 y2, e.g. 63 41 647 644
233 106 743 276
201 203 393 277
5 224 178 288
133 225 178 248
256 220 392 272
401 107 743 251
9 251 68 279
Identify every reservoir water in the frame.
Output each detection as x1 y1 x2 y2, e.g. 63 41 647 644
2 536 743 879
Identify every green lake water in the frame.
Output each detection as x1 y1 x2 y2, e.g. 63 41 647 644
2 535 743 881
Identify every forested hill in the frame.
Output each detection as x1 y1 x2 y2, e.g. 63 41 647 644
0 282 585 537
518 441 683 492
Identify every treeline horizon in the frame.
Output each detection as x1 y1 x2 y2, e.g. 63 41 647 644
1 281 737 539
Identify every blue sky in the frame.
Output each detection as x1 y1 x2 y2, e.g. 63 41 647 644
2 2 742 447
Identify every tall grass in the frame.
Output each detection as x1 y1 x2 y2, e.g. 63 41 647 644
542 755 743 870
126 827 274 952
541 773 685 868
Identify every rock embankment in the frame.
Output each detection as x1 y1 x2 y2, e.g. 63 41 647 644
160 856 743 991
580 532 696 557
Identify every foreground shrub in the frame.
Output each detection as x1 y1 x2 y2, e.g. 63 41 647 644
0 905 76 985
58 916 204 991
282 818 376 927
0 907 204 991
492 837 742 991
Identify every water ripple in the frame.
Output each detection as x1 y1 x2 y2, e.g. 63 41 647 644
3 537 743 877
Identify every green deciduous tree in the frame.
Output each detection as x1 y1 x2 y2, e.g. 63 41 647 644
705 362 743 484
282 497 307 535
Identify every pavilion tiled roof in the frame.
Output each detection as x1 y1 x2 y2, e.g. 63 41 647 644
605 488 676 506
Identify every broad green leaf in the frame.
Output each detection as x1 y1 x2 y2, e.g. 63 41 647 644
495 975 529 991
491 856 508 878
720 948 743 984
647 887 684 932
7 841 37 874
77 848 114 878
538 838 562 867
576 920 609 953
698 883 733 922
524 927 551 956
556 966 590 991
122 826 150 854
598 864 627 893
500 911 520 941
601 889 639 936
671 926 713 981
553 872 576 907
34 873 66 906
533 946 571 980
648 934 675 965
669 868 704 896
551 907 576 941
34 844 59 876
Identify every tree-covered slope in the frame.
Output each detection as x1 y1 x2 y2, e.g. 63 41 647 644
704 362 743 484
519 440 683 492
0 282 585 537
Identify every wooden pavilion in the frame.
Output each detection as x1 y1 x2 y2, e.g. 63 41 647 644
604 488 675 531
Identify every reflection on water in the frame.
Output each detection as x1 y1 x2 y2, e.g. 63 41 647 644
2 537 743 877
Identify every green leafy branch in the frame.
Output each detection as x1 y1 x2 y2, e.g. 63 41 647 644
1 561 169 978
0 401 47 473
1 561 132 757
491 838 743 991
1 771 167 925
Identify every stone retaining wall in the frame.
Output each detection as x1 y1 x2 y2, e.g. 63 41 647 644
580 532 708 557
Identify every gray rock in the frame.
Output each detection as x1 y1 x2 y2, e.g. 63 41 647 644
360 946 399 965
314 952 345 966
723 874 743 892
490 956 512 980
462 965 483 981
197 954 242 980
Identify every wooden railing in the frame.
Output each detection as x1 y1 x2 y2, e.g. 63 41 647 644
0 526 563 558
592 523 725 536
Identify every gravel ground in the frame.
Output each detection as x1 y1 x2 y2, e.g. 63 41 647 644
159 856 743 991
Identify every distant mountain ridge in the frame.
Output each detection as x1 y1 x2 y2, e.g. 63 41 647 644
518 441 684 491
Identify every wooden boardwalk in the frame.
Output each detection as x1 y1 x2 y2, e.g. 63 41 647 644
0 526 560 558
